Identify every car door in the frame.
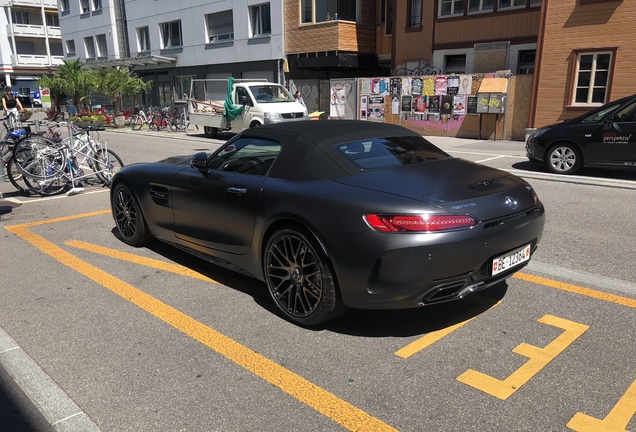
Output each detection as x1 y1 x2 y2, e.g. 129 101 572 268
170 137 281 255
233 86 251 131
592 98 636 166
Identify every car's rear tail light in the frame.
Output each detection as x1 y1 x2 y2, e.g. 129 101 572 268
364 214 477 233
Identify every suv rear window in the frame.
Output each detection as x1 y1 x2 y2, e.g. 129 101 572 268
334 136 450 170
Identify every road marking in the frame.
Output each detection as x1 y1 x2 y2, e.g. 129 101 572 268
567 378 636 431
457 315 588 400
65 240 220 283
515 272 636 309
476 155 507 163
395 297 501 359
5 217 397 432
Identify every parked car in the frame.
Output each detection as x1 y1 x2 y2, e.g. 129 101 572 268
110 120 545 325
31 91 42 107
527 94 636 174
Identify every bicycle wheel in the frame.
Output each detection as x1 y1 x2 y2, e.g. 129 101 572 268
13 136 66 188
131 115 143 131
93 148 124 184
5 156 31 195
148 113 158 131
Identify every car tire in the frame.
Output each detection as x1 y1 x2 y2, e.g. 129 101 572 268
264 227 347 326
111 182 151 246
203 126 218 138
545 143 582 175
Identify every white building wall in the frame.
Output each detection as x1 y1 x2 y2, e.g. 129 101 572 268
58 0 120 60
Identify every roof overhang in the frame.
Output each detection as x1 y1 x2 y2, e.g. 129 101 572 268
83 55 177 69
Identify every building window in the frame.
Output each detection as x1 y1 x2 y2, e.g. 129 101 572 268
250 3 271 37
497 0 526 9
160 20 183 48
96 33 107 58
517 50 535 74
46 13 60 27
439 0 464 17
378 0 392 34
84 36 96 59
445 54 466 73
468 0 494 14
407 0 422 27
66 39 76 56
206 10 234 43
11 12 30 25
302 0 358 23
530 0 541 6
573 51 612 105
137 26 150 52
92 0 102 10
175 76 194 100
60 0 70 12
80 0 90 14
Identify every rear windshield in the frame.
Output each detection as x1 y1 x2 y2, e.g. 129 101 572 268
334 136 450 170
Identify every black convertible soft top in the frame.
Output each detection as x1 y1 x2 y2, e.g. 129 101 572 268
237 120 425 181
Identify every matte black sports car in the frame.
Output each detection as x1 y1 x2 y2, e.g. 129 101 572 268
527 94 636 174
111 120 545 325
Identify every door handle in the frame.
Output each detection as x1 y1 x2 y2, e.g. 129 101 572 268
585 134 592 137
227 186 247 195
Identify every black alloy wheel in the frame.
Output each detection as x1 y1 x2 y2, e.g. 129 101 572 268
112 182 150 246
264 227 346 325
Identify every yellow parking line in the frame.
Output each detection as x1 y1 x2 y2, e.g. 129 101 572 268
65 240 219 284
514 272 636 309
5 218 397 432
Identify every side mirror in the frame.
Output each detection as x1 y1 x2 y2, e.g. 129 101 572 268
239 95 250 106
191 152 208 172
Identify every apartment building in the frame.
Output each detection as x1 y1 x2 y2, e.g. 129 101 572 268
0 0 63 95
531 0 636 128
59 0 288 107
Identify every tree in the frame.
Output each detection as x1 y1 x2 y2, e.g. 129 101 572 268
56 59 96 109
36 74 65 117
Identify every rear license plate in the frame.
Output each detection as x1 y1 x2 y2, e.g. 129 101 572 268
492 244 531 276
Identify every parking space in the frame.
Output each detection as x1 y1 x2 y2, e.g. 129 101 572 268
4 209 635 431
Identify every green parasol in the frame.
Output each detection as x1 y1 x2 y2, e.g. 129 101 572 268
223 77 245 121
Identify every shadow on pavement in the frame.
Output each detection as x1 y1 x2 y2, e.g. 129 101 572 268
0 365 54 432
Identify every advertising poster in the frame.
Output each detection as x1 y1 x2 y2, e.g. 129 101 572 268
467 96 478 114
447 76 459 95
371 78 389 95
453 94 467 115
391 96 400 114
435 76 448 95
459 75 473 95
414 95 427 113
390 78 401 96
360 95 368 120
411 78 423 95
428 95 440 113
423 77 435 96
360 79 371 96
368 96 385 122
440 95 454 115
401 78 411 96
401 95 413 112
330 86 347 118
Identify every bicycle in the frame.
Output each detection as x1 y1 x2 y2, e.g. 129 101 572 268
1 111 32 194
129 105 154 130
12 122 124 196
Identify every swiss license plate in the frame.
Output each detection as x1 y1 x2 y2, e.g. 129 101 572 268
492 244 531 276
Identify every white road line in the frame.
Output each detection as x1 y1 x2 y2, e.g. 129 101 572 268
0 326 101 431
476 155 507 163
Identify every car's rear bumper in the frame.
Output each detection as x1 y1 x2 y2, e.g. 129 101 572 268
324 205 545 309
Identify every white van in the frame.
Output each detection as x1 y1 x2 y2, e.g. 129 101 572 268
188 79 308 138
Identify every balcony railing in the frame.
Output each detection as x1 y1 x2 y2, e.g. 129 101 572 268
10 24 62 39
13 54 63 66
10 0 58 7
